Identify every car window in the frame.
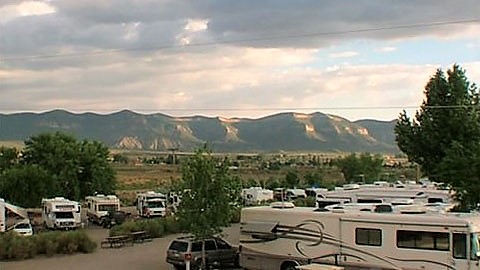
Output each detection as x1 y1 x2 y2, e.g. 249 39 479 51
15 223 31 229
169 241 188 252
215 239 231 249
204 240 216 251
191 241 202 252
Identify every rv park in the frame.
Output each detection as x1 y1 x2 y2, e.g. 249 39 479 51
1 150 465 270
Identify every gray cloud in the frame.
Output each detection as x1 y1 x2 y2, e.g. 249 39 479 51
0 0 479 120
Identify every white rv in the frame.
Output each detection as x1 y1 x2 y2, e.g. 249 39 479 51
41 197 81 230
0 198 5 233
1 198 31 233
240 204 480 270
242 187 274 206
85 194 120 225
315 185 452 209
136 191 167 218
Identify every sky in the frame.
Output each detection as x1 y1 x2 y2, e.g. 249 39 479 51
0 0 479 121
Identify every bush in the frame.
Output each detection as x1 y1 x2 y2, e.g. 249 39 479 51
293 197 316 207
0 231 36 260
110 216 184 238
0 230 96 261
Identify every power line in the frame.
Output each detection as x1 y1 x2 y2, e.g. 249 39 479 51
2 18 479 61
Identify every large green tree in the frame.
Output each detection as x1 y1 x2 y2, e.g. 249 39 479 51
395 65 480 210
176 146 241 238
0 132 116 205
175 146 241 268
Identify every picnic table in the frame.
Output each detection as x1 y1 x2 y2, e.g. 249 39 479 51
130 230 152 243
101 235 133 248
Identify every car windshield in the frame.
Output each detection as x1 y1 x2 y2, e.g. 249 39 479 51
169 241 188 252
15 223 31 229
146 201 164 208
54 212 74 219
98 204 118 212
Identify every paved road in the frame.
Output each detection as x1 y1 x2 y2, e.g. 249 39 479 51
1 223 241 270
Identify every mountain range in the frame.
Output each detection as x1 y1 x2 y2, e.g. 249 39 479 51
0 110 399 153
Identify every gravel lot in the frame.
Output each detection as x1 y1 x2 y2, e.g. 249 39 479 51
1 223 241 270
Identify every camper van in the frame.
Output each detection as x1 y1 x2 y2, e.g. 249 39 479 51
242 187 274 206
240 204 480 270
41 197 81 230
85 194 120 225
136 191 167 218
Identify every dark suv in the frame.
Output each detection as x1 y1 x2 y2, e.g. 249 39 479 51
166 236 239 269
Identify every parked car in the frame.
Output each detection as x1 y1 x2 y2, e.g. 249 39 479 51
166 236 239 269
7 219 33 236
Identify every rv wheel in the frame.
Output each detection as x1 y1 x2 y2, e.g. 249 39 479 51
280 261 298 270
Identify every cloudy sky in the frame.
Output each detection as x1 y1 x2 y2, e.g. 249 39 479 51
1 0 479 121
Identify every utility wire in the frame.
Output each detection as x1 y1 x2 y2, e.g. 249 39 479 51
2 18 479 61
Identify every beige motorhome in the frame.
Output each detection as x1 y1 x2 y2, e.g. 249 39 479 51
240 204 480 270
85 194 120 225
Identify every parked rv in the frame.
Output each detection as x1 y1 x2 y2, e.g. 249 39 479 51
315 183 452 209
0 198 31 233
85 194 121 226
240 204 480 270
41 197 81 230
242 187 274 206
136 191 167 218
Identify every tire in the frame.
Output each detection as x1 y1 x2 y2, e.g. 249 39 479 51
281 261 298 270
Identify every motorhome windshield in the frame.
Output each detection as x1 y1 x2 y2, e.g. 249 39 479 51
98 204 118 212
54 212 74 219
146 201 165 208
471 233 480 260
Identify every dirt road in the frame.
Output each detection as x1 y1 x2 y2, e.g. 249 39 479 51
1 224 240 270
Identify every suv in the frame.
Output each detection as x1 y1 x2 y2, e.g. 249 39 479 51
166 236 239 269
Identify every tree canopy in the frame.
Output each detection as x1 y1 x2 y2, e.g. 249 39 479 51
333 153 383 183
0 132 116 207
175 146 241 240
395 65 480 210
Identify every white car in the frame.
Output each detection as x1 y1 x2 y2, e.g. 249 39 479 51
7 220 33 236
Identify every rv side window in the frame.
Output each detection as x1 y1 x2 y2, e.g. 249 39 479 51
453 233 467 259
397 230 449 251
355 228 382 246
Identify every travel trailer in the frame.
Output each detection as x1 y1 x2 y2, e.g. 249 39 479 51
242 187 274 206
240 204 480 270
85 194 120 225
136 191 167 218
41 197 81 230
1 198 31 233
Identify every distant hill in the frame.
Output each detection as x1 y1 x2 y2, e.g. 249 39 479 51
0 110 399 153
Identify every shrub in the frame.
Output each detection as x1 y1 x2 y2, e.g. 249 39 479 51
0 229 96 261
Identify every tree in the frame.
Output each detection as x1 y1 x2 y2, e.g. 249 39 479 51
395 65 480 210
284 170 299 188
17 132 116 203
0 146 19 173
334 153 383 183
0 165 55 208
175 146 241 269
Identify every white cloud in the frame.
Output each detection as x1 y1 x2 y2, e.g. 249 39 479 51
328 51 359 58
377 46 397 52
0 1 56 24
184 19 208 32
